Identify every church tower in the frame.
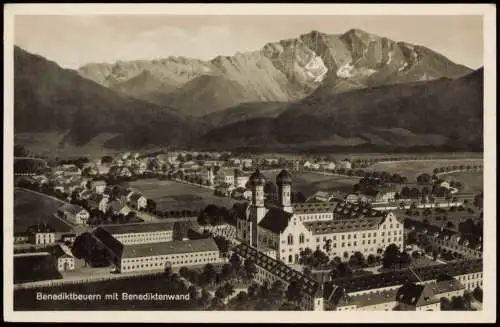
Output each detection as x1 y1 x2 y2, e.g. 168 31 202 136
276 169 293 213
248 169 267 247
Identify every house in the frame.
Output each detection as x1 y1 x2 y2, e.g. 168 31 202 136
32 175 49 185
215 184 235 197
53 244 77 271
57 204 90 225
97 163 111 175
214 167 235 186
90 180 107 194
119 167 132 177
26 224 56 245
234 169 250 188
128 192 147 210
87 193 109 213
318 161 336 171
308 191 335 202
60 164 82 177
337 159 352 170
107 200 131 216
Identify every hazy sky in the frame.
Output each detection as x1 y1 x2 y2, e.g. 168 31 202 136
14 15 484 69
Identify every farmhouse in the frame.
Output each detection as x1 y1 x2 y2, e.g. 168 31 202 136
90 180 107 194
93 222 174 245
128 192 147 210
57 204 89 225
26 224 56 245
87 193 109 213
107 200 131 216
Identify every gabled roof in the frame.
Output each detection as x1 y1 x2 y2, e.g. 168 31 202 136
58 203 87 216
129 192 145 202
97 222 174 235
292 202 338 214
395 283 438 307
304 216 383 234
232 243 320 297
258 207 293 234
121 238 219 259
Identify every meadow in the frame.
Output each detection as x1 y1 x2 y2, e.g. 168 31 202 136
128 179 243 211
14 188 74 234
365 159 483 182
259 170 358 197
442 171 484 194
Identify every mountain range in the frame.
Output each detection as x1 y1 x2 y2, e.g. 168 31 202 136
14 28 483 153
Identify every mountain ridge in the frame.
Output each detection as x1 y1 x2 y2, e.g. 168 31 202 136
77 28 473 117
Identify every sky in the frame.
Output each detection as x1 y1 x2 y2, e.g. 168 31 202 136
14 14 484 69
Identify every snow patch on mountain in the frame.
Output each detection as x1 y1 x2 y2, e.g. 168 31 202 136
304 55 328 83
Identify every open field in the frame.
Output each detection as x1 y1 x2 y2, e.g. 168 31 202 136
396 206 481 234
14 188 75 234
128 179 244 211
259 170 358 197
14 254 62 284
365 159 483 182
442 171 483 194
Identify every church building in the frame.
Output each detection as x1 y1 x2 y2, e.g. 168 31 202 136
236 169 404 265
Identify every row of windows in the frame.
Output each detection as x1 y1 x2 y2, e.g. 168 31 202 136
122 257 216 270
123 252 218 263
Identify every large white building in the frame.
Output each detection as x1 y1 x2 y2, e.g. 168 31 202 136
236 169 404 264
94 231 221 273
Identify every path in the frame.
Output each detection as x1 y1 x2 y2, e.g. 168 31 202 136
307 171 363 180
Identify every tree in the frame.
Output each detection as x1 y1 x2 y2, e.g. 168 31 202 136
146 199 157 212
440 297 452 311
188 285 198 301
383 244 400 270
285 280 302 304
367 254 376 266
202 264 217 286
179 266 190 279
349 251 365 268
244 258 258 280
473 287 483 302
450 296 467 310
303 266 312 277
411 251 420 260
14 145 30 157
401 187 411 198
229 253 242 275
220 263 235 282
417 173 432 185
291 191 306 203
269 280 286 304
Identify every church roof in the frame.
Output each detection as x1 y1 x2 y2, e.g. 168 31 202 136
258 207 293 234
276 169 292 185
249 169 266 186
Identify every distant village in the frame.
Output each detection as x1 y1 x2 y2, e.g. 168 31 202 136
13 147 484 311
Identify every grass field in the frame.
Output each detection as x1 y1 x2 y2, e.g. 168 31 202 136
442 171 483 193
14 188 75 234
365 159 483 182
14 254 62 284
258 170 358 197
128 179 244 211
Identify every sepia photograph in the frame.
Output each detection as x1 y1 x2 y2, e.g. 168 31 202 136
3 3 496 323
